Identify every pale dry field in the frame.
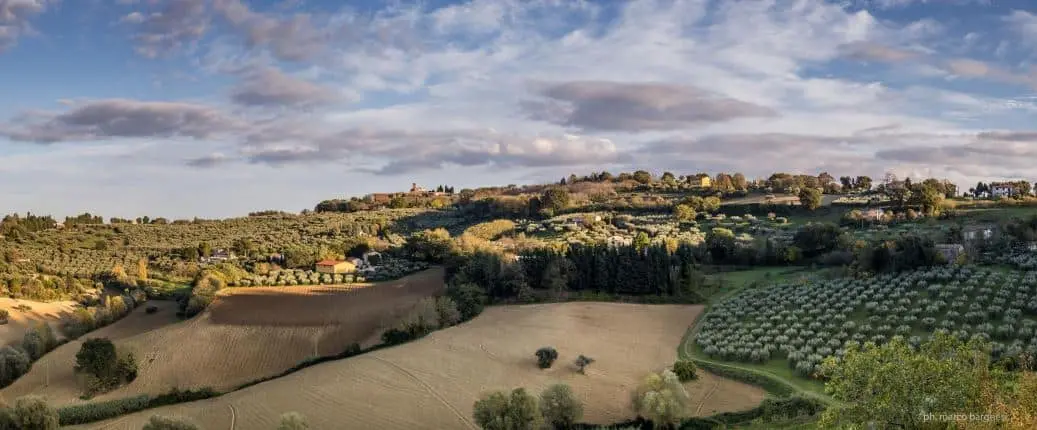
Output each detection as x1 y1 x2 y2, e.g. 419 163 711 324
2 268 445 406
0 298 78 347
71 302 766 430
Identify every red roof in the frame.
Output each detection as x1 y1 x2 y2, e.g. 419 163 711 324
316 259 344 266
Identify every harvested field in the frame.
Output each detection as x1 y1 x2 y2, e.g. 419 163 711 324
2 268 445 406
70 302 766 429
0 298 78 347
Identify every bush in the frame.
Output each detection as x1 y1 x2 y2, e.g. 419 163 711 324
278 412 309 430
57 388 219 426
0 309 8 324
10 395 60 430
0 346 31 387
145 305 159 314
539 384 583 429
536 347 559 369
21 323 56 360
142 415 199 430
672 360 698 382
473 388 542 430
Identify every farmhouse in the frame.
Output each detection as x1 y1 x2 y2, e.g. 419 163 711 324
315 259 356 274
991 184 1014 198
694 175 712 188
963 225 996 241
935 244 965 264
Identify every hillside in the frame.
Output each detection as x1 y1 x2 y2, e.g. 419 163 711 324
0 298 78 347
2 268 444 406
67 302 765 429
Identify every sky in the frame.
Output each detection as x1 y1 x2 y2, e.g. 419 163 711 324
3 0 1037 219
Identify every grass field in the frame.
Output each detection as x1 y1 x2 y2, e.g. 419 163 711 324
67 303 766 429
2 268 445 407
0 298 79 347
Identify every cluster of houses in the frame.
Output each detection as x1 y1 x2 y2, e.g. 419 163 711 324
366 183 452 204
315 251 382 274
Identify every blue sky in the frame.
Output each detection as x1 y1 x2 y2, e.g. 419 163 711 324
3 0 1037 218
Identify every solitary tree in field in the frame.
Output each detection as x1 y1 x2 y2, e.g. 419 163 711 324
535 347 559 369
574 355 594 374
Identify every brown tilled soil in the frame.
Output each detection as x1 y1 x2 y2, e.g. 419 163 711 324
2 268 445 407
69 302 766 430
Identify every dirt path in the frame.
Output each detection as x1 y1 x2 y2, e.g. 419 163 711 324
368 356 477 430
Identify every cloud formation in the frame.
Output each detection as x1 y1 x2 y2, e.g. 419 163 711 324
1 99 243 143
523 81 777 132
0 0 51 52
229 67 340 107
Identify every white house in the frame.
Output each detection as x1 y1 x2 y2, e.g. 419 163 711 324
991 185 1014 198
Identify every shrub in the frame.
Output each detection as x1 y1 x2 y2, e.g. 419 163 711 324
473 388 542 430
539 384 583 429
435 296 462 327
0 309 8 324
536 347 559 369
145 305 159 314
574 355 594 374
142 415 199 430
21 323 56 360
672 360 698 382
0 346 31 387
10 395 60 430
278 412 309 430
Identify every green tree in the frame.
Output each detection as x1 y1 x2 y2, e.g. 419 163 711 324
446 283 487 321
660 171 676 185
539 384 583 429
20 323 54 361
632 170 653 184
819 333 995 429
435 296 462 327
535 347 559 369
632 370 689 429
473 388 542 430
277 412 309 430
540 189 571 213
9 396 59 430
672 204 697 222
672 360 697 382
0 346 31 386
142 415 199 430
798 187 822 210
75 338 117 379
633 232 651 252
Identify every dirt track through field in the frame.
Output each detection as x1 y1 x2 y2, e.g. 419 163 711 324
2 268 445 407
69 302 766 429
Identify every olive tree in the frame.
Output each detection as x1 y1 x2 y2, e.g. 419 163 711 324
539 384 583 429
473 388 542 430
9 396 59 430
632 370 689 429
535 347 559 369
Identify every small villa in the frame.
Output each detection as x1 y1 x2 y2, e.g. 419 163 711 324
315 259 356 274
